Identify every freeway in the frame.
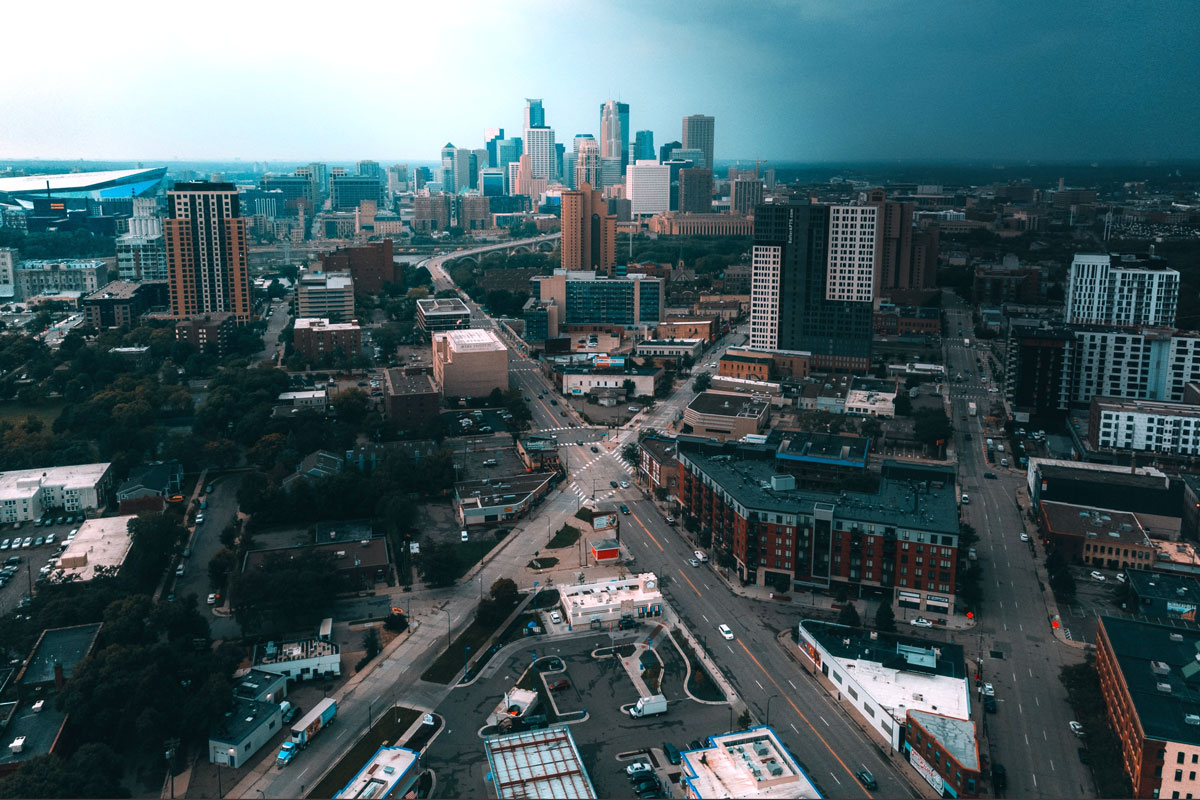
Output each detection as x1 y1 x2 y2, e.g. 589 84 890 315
944 294 1092 797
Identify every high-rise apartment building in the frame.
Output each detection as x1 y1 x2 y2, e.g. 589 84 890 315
573 137 600 190
825 205 878 304
600 100 630 175
524 99 545 130
525 127 557 181
865 189 917 297
681 115 715 171
749 200 872 372
164 182 252 322
632 130 655 163
560 184 616 273
116 233 168 281
1066 253 1180 328
678 168 713 214
626 160 670 217
731 179 764 216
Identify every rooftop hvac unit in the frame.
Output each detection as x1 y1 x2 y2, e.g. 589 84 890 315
1187 714 1200 726
1171 633 1184 642
1157 682 1173 694
1151 661 1171 675
754 742 769 757
382 766 396 775
768 761 784 776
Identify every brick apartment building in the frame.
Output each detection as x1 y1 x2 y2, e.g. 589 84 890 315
175 312 237 356
382 369 441 430
316 239 397 293
292 317 362 361
82 280 169 330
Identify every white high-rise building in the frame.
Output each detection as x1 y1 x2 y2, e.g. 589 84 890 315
0 247 16 300
127 196 162 237
573 138 600 192
825 205 878 303
749 245 782 350
625 160 669 217
525 127 556 181
116 233 168 281
1066 253 1180 328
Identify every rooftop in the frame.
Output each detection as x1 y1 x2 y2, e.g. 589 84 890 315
1099 616 1200 747
482 726 597 800
1125 569 1200 606
799 620 969 723
775 431 870 467
640 435 678 465
0 167 166 198
209 696 279 747
908 711 979 771
244 538 388 574
436 328 507 353
56 516 137 582
0 462 110 500
252 638 339 667
416 297 470 314
455 472 556 508
83 280 147 301
232 669 287 703
1040 501 1150 546
680 726 821 799
17 623 103 687
333 745 420 800
688 391 768 418
560 573 663 614
0 701 67 769
15 258 108 270
1092 397 1200 418
294 317 360 332
384 370 438 396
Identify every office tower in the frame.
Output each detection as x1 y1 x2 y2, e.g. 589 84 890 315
307 163 329 192
681 115 715 170
357 160 382 180
524 98 545 130
440 143 457 191
560 183 616 273
454 148 474 193
763 168 776 190
661 159 693 211
632 130 655 163
507 162 521 197
261 174 313 214
556 143 567 183
472 149 488 189
480 168 505 197
573 137 600 191
678 168 713 214
412 167 431 192
387 164 409 196
116 233 168 281
659 140 682 164
484 128 504 167
731 178 764 216
1066 253 1180 327
496 137 523 180
669 147 704 166
330 175 383 210
164 182 251 322
525 126 556 181
626 160 669 217
600 100 630 175
599 157 623 191
865 189 915 298
825 205 878 304
749 200 872 372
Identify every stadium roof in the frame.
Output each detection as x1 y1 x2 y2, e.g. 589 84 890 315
0 168 166 201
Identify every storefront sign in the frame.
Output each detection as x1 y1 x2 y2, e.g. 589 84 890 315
910 749 946 796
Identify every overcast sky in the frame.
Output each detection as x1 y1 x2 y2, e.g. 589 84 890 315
2 0 1197 163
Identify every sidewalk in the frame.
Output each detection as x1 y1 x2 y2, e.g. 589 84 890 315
1014 486 1088 651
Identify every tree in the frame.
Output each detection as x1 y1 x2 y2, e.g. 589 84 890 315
231 549 341 635
0 743 129 799
894 393 913 416
362 627 382 660
208 548 236 589
874 602 896 633
912 408 950 449
837 603 862 628
693 373 712 393
417 537 460 588
489 577 519 606
621 442 639 463
332 388 372 426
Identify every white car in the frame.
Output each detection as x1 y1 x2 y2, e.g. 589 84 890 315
620 481 629 489
0 539 9 550
910 617 934 628
1116 572 1127 583
688 558 700 568
549 610 562 625
1019 533 1030 542
175 564 185 577
194 513 205 525
1090 570 1106 582
626 762 654 776
207 593 217 605
982 682 995 697
694 550 708 563
461 530 469 542
718 624 734 640
1069 721 1085 737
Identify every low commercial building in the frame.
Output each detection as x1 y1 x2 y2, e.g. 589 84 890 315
1124 570 1200 621
719 347 812 381
382 370 441 429
796 620 970 753
845 377 898 418
555 573 664 629
334 745 421 800
680 726 821 799
277 389 328 411
638 436 679 497
634 338 705 360
482 727 597 800
292 317 362 361
904 711 981 798
873 304 941 337
14 258 109 300
516 435 561 473
683 391 769 441
175 312 237 356
455 472 556 527
0 462 113 525
244 537 389 590
559 364 662 399
657 316 718 342
208 697 282 768
252 637 342 682
81 280 168 329
433 329 509 398
1095 616 1200 798
115 460 183 503
1026 458 1181 540
1038 501 1157 570
416 297 472 332
54 515 137 583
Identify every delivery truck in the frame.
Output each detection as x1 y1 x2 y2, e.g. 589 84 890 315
628 694 668 718
277 698 337 767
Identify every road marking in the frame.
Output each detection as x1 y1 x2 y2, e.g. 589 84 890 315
788 680 797 690
791 723 799 733
727 645 734 653
819 715 829 727
677 569 703 599
756 679 765 690
703 583 710 590
1043 729 1047 740
1035 696 1040 707
701 614 709 623
829 772 841 785
629 512 665 551
1049 759 1055 772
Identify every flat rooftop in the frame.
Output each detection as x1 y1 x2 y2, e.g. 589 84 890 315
560 573 662 614
334 745 420 799
436 328 507 352
800 621 969 723
775 431 870 467
680 726 821 799
416 297 470 314
636 338 704 347
56 516 137 582
0 701 67 769
1125 569 1200 606
483 726 597 800
455 473 556 508
688 391 768 418
1100 616 1200 747
909 710 979 771
384 370 438 395
18 623 102 687
252 638 339 667
1040 501 1150 546
83 280 145 301
209 696 278 747
294 317 360 332
278 390 327 401
0 463 110 500
1093 397 1200 418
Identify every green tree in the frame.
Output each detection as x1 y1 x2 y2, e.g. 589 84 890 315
230 549 341 635
417 537 460 588
208 548 237 589
912 408 951 449
874 602 896 633
362 627 382 660
621 442 639 463
0 743 129 799
489 577 520 606
332 388 372 426
693 373 712 393
837 603 862 627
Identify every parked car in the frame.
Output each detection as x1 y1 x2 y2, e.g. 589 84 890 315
33 537 44 547
984 472 996 479
665 516 675 525
610 481 619 489
547 679 570 692
1069 721 1085 737
1019 533 1030 542
718 624 734 640
1116 572 1127 583
688 558 700 567
45 534 56 545
21 537 32 548
984 696 997 713
662 742 681 765
910 617 934 628
982 682 995 697
620 481 629 488
626 763 653 777
549 610 562 624
207 593 217 605
0 539 9 551
1090 570 1106 582
992 763 1007 791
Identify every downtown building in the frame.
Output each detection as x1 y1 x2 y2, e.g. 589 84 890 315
681 114 715 170
600 100 629 176
750 200 876 372
1066 252 1180 328
676 436 961 612
164 182 252 322
115 233 167 281
560 184 616 273
532 269 663 329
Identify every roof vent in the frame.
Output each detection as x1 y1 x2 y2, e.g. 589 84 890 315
1157 682 1173 694
1171 633 1184 642
1187 714 1200 726
1152 661 1171 675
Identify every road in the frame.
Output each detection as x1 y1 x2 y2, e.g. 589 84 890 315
944 295 1092 797
253 298 291 366
170 476 242 639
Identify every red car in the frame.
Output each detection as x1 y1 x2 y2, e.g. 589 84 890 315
548 679 570 692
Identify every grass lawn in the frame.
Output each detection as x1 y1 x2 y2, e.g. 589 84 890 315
0 399 65 427
420 598 523 684
546 524 580 549
307 705 420 798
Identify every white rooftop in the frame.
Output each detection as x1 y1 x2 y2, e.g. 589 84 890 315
680 727 821 799
437 328 507 353
56 515 136 582
483 726 596 800
0 168 161 193
278 390 327 401
560 573 662 614
294 318 359 332
0 463 111 501
332 745 419 800
836 654 969 724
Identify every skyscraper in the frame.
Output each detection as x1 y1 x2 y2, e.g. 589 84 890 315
600 100 630 175
681 114 715 170
661 159 694 212
678 168 713 214
357 160 382 180
1065 253 1180 327
865 189 916 299
561 183 616 273
626 160 670 217
164 182 251 322
484 128 504 168
472 149 489 189
454 148 474 193
658 141 682 164
825 205 878 304
731 179 764 216
496 137 523 190
440 143 457 192
524 99 545 130
525 127 556 181
632 130 655 163
573 137 600 191
749 200 873 372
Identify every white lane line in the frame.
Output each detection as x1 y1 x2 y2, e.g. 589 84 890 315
790 723 799 733
829 772 841 785
1034 696 1040 707
701 614 709 622
788 680 797 690
727 645 734 653
819 715 829 727
756 680 765 691
1043 729 1047 740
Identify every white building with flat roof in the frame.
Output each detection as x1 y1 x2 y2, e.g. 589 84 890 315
0 463 112 524
680 726 821 799
626 159 669 217
333 745 420 800
252 638 341 681
433 328 508 398
556 572 664 628
54 515 136 582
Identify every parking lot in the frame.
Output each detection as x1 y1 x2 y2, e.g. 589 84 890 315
423 629 732 799
440 408 513 439
1055 566 1129 644
0 513 88 612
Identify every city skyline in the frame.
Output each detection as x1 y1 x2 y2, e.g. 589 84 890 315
2 0 1198 162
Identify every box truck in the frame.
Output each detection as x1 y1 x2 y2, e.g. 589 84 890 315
629 694 668 718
